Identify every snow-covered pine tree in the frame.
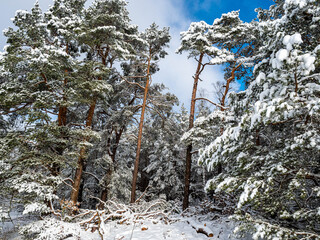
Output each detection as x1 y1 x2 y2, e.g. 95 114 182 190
0 1 86 214
144 104 187 201
68 0 141 204
129 23 171 202
177 10 255 210
177 20 218 210
69 21 172 205
0 0 137 213
92 70 141 205
200 0 320 238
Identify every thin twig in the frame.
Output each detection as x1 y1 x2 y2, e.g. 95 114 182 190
50 199 62 219
135 186 150 203
194 97 228 110
62 179 76 191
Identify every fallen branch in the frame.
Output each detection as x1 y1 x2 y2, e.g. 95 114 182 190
187 220 214 238
135 186 150 203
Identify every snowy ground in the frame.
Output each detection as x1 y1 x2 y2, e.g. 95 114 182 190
98 217 238 240
1 215 245 240
1 199 250 240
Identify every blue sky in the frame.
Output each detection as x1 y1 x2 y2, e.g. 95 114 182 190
185 0 273 23
0 0 273 107
182 0 274 91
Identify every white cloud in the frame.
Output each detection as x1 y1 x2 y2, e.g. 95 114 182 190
126 0 225 108
127 0 186 30
0 0 227 109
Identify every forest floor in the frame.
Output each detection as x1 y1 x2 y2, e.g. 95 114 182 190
1 216 241 240
1 200 249 240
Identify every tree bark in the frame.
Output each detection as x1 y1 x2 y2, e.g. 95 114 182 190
58 70 68 126
220 63 242 111
130 55 151 203
217 63 242 173
58 45 69 127
51 46 69 176
58 105 67 126
70 100 96 204
183 53 204 210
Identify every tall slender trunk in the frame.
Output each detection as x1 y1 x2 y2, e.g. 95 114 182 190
130 55 151 203
183 53 204 210
70 100 96 204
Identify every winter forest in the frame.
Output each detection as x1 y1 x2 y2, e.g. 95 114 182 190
0 0 319 239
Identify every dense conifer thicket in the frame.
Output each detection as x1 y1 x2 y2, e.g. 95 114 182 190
0 0 319 239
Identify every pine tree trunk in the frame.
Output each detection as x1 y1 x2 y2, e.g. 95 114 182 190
183 53 204 210
220 63 241 110
58 106 67 126
130 56 151 203
58 45 69 126
70 148 85 204
99 158 115 209
70 99 96 204
100 169 113 201
52 48 69 176
217 63 242 174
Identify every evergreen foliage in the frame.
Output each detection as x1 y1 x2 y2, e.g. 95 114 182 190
199 0 320 238
0 0 319 239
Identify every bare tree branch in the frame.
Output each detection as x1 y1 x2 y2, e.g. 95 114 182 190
194 97 228 110
0 102 32 115
121 76 145 90
145 105 166 122
83 171 101 182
